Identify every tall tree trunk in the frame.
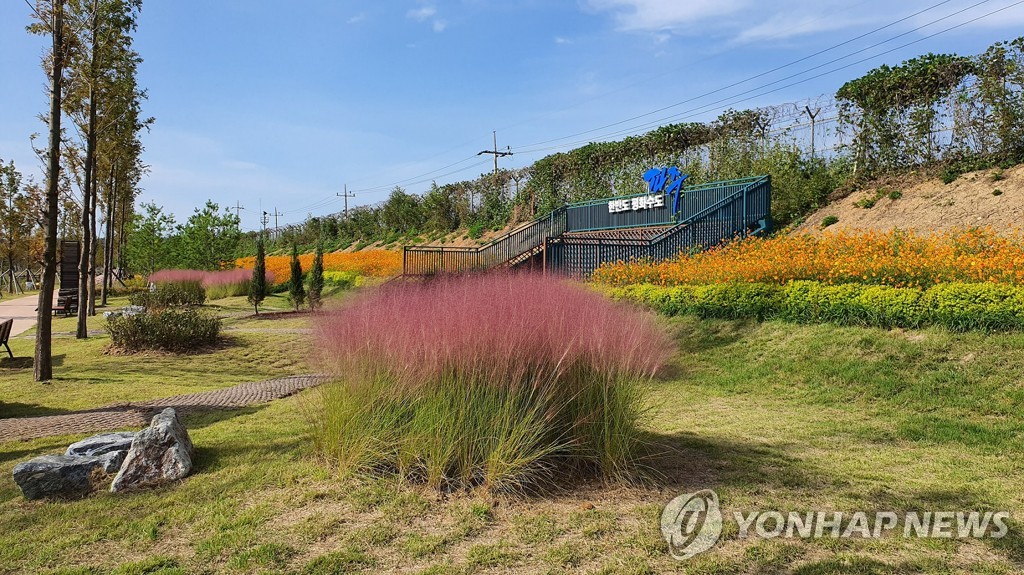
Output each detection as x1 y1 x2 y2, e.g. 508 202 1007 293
35 1 65 382
88 165 98 315
117 185 127 273
101 165 114 306
76 12 99 337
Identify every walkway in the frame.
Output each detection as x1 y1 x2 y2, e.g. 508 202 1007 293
0 294 40 337
0 374 329 442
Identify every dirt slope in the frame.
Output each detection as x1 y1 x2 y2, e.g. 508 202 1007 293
796 164 1024 235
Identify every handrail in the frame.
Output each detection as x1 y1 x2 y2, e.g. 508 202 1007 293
554 175 769 248
404 207 567 274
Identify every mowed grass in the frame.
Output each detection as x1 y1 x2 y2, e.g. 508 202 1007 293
0 294 310 417
1 317 1023 573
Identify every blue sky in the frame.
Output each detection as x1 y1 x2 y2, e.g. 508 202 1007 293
1 0 1023 231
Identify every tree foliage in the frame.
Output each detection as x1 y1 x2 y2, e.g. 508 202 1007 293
308 240 324 310
177 201 242 270
248 234 267 315
288 243 305 311
123 201 175 276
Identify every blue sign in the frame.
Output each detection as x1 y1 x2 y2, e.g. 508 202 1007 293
643 167 689 215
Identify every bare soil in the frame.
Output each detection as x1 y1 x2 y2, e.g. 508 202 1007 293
796 164 1024 235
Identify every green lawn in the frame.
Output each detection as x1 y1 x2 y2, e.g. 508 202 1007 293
1 294 310 416
2 315 1023 573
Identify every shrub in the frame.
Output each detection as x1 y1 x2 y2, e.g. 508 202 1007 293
468 222 485 239
130 280 206 308
288 244 306 311
821 215 839 229
994 189 1003 196
249 235 269 314
322 271 362 290
888 189 903 200
611 281 1024 332
111 276 149 297
107 308 221 353
308 273 672 492
308 243 325 310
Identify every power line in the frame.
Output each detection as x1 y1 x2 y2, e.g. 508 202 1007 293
515 0 991 154
337 0 965 197
515 0 1020 157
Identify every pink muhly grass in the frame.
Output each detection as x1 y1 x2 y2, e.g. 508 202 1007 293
201 268 252 288
313 272 672 388
309 272 675 490
148 269 206 284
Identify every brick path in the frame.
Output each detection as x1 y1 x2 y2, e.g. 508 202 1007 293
0 374 329 442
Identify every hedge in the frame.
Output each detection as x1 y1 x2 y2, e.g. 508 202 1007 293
108 308 221 353
608 281 1024 332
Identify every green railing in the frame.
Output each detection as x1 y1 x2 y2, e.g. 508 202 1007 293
545 176 771 277
403 208 567 275
402 175 771 276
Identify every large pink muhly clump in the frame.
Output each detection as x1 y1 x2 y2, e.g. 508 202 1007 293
313 273 672 386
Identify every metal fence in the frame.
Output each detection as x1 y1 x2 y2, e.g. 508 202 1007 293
545 176 771 277
403 176 770 277
403 208 567 275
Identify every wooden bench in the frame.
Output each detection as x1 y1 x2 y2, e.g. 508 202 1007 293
0 318 12 359
54 294 78 317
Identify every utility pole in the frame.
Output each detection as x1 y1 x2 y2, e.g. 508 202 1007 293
477 131 513 176
260 211 270 231
476 131 513 211
231 201 245 220
804 105 821 159
266 208 283 231
337 185 356 220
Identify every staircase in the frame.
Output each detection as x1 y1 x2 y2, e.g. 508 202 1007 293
402 208 567 276
402 175 771 277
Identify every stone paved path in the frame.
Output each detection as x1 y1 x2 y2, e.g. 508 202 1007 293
0 374 329 442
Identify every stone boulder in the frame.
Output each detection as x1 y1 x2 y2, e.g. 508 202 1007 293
110 408 194 493
12 454 120 500
66 432 137 470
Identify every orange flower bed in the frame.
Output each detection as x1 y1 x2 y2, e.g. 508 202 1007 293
594 229 1024 288
236 250 401 286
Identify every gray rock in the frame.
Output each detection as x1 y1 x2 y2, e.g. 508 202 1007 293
66 432 137 471
103 305 146 320
12 454 118 500
110 408 194 493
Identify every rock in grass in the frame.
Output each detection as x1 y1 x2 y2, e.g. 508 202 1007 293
110 408 194 493
66 432 137 470
12 454 119 500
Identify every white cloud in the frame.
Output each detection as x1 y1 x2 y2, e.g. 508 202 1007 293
584 0 748 31
407 4 447 33
734 13 864 44
555 36 573 44
347 13 366 25
407 6 437 21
